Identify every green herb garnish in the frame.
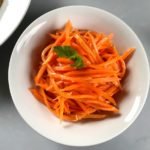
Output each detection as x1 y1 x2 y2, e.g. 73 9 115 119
53 46 84 69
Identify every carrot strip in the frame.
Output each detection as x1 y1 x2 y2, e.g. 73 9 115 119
122 48 135 60
57 57 74 64
34 65 47 84
87 32 103 63
74 34 97 63
84 114 106 119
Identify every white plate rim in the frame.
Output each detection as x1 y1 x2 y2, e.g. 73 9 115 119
0 0 31 45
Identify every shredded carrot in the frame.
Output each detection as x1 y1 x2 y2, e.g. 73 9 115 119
57 57 74 64
30 20 135 122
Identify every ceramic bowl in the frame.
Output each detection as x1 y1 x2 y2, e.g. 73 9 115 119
8 6 150 146
0 0 31 45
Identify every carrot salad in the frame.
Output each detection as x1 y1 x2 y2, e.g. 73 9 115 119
30 21 135 122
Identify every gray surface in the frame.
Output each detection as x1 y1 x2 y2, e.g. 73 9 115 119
0 0 150 149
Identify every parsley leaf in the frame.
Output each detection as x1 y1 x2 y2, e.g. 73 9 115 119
53 46 84 69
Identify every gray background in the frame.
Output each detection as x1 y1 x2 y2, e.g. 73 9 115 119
0 0 150 149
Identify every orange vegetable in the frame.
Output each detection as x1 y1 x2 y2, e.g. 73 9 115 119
30 20 135 122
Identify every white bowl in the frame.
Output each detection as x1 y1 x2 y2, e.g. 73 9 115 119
8 6 150 146
0 0 31 45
